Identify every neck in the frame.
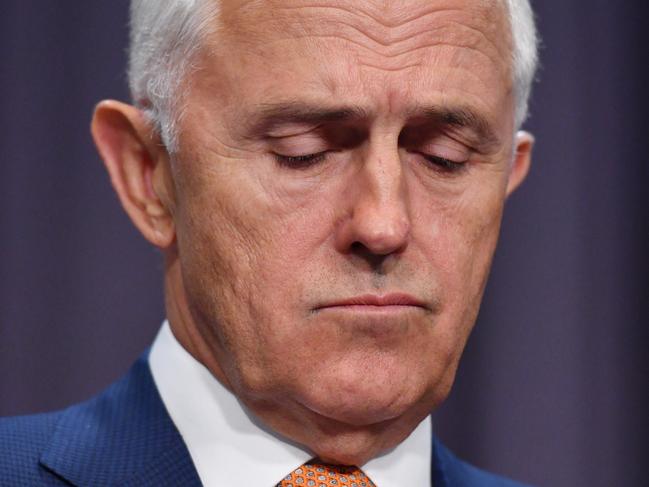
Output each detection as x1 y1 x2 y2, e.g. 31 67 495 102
163 249 234 391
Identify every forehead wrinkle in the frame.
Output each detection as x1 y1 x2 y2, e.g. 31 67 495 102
349 38 507 82
277 0 505 31
281 31 502 71
358 60 423 73
278 4 506 53
229 2 511 85
274 5 505 54
223 0 509 52
290 18 505 64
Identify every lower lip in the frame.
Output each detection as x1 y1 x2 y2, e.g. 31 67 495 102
316 305 424 314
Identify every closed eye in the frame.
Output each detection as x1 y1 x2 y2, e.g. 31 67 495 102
274 151 468 173
419 153 468 174
273 151 328 169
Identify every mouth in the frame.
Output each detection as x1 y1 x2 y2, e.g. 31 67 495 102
315 293 429 313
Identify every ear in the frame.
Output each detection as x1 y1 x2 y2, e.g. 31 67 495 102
505 130 534 197
91 100 176 248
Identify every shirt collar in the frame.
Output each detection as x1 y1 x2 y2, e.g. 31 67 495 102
149 320 432 487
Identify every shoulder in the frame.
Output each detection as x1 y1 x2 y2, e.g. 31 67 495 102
433 437 533 487
0 411 67 485
0 353 152 486
0 353 200 486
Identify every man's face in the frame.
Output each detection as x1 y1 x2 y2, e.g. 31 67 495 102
166 0 520 462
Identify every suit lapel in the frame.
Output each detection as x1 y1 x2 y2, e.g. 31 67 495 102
39 352 202 487
431 436 451 487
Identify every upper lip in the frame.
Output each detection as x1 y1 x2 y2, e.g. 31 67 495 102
317 293 428 309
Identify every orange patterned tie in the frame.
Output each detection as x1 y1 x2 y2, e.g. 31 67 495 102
277 460 376 487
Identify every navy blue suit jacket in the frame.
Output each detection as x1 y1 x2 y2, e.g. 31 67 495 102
0 353 530 486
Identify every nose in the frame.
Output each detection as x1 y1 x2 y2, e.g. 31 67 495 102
335 146 411 260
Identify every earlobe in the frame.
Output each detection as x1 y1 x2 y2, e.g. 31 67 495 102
91 100 176 248
506 130 534 197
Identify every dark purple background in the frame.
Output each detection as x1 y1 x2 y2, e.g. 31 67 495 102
1 2 647 486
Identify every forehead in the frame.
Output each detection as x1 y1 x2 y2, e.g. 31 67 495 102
197 0 513 129
218 0 510 47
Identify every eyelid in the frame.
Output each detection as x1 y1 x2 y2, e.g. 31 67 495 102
420 153 468 173
265 124 322 139
268 132 328 157
418 141 470 164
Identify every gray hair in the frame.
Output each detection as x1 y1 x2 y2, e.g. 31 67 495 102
128 0 216 151
505 0 539 130
128 0 539 152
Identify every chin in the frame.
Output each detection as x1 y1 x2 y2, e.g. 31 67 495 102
298 387 440 466
298 376 425 428
298 357 429 426
310 396 409 427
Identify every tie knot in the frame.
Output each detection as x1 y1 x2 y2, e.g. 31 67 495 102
277 460 376 487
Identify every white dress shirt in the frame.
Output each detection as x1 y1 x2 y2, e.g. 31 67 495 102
149 321 432 486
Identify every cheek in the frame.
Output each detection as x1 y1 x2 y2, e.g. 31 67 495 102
172 159 338 384
172 169 273 355
177 199 265 352
443 199 503 292
415 179 506 334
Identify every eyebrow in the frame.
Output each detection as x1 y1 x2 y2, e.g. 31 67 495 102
411 106 502 150
242 101 501 149
244 102 370 137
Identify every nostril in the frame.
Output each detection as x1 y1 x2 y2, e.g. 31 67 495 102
349 241 398 272
350 241 365 253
